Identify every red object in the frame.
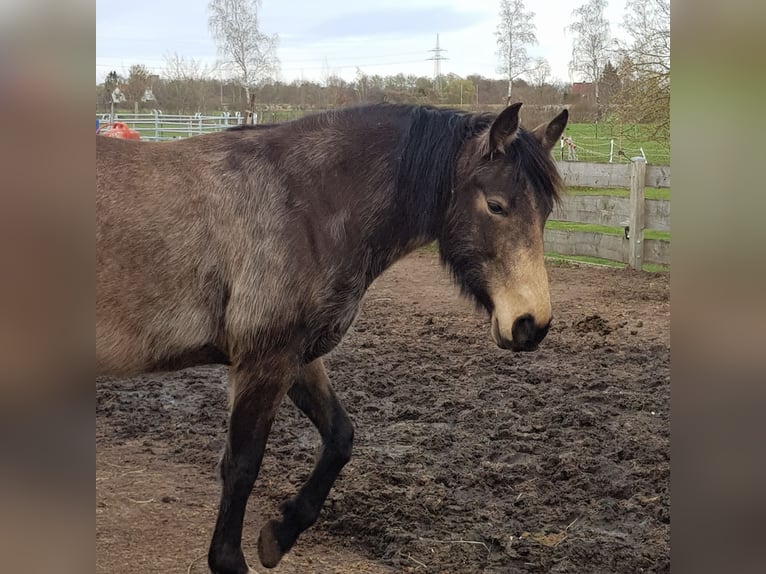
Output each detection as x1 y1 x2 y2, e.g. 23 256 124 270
99 122 141 140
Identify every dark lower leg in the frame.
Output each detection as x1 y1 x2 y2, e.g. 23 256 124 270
207 359 292 574
257 359 354 568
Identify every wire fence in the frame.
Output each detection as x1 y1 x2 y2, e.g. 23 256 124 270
557 137 672 165
96 111 245 141
559 123 670 165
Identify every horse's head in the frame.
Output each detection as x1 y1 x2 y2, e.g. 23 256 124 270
440 103 568 352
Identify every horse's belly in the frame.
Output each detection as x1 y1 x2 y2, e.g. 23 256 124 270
303 299 361 362
96 297 220 376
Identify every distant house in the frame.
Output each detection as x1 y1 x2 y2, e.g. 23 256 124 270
144 75 159 102
111 86 126 103
114 83 156 104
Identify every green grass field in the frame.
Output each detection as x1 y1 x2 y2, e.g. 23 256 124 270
558 123 670 166
545 220 670 242
566 186 670 201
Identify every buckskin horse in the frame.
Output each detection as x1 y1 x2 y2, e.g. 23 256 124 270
96 102 568 573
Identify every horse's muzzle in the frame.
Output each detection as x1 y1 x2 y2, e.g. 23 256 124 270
492 314 551 352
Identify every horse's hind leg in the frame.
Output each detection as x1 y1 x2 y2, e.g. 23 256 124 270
208 356 294 574
257 358 354 568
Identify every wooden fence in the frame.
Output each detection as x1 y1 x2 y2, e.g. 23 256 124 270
546 160 671 269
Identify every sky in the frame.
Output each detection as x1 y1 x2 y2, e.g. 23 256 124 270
96 0 629 85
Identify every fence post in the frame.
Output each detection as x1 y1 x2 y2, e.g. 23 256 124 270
628 157 647 270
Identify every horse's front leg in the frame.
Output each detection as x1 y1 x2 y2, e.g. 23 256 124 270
257 358 354 568
207 355 294 574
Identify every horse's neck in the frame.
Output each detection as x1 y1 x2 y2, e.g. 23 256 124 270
360 178 450 286
299 106 467 283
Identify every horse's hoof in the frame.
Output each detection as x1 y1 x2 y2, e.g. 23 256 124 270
257 520 285 568
207 562 255 574
207 544 253 574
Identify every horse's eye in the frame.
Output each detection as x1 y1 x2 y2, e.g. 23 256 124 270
487 201 505 215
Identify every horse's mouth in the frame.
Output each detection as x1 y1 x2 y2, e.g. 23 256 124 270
491 315 548 352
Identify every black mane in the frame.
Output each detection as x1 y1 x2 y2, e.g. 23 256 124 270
394 105 493 237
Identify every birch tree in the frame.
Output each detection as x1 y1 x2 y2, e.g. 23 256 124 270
615 0 670 137
208 0 279 104
622 0 669 76
495 0 537 104
568 0 611 119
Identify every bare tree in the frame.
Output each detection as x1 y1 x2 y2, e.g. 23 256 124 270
164 52 216 83
123 64 151 113
614 0 669 138
622 0 669 75
101 71 121 111
157 53 218 114
354 68 370 103
568 0 611 120
529 58 551 88
208 0 279 105
495 0 537 104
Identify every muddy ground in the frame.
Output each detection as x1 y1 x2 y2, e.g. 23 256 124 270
97 250 670 573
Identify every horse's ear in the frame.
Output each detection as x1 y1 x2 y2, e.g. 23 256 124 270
532 109 569 151
488 102 523 154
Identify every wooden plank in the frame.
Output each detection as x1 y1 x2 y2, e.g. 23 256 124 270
543 229 628 264
628 159 647 270
555 161 631 188
552 194 669 232
555 161 671 189
646 164 671 188
644 238 670 266
553 195 630 227
646 198 670 231
544 230 669 267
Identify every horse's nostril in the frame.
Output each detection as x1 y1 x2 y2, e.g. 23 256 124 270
511 314 549 351
511 314 535 346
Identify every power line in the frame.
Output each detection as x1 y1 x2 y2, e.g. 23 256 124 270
96 57 430 75
95 51 430 70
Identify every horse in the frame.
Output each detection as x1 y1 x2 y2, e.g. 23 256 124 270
96 102 568 573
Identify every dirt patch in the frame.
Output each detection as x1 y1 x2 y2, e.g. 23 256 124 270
572 314 612 336
97 251 670 573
